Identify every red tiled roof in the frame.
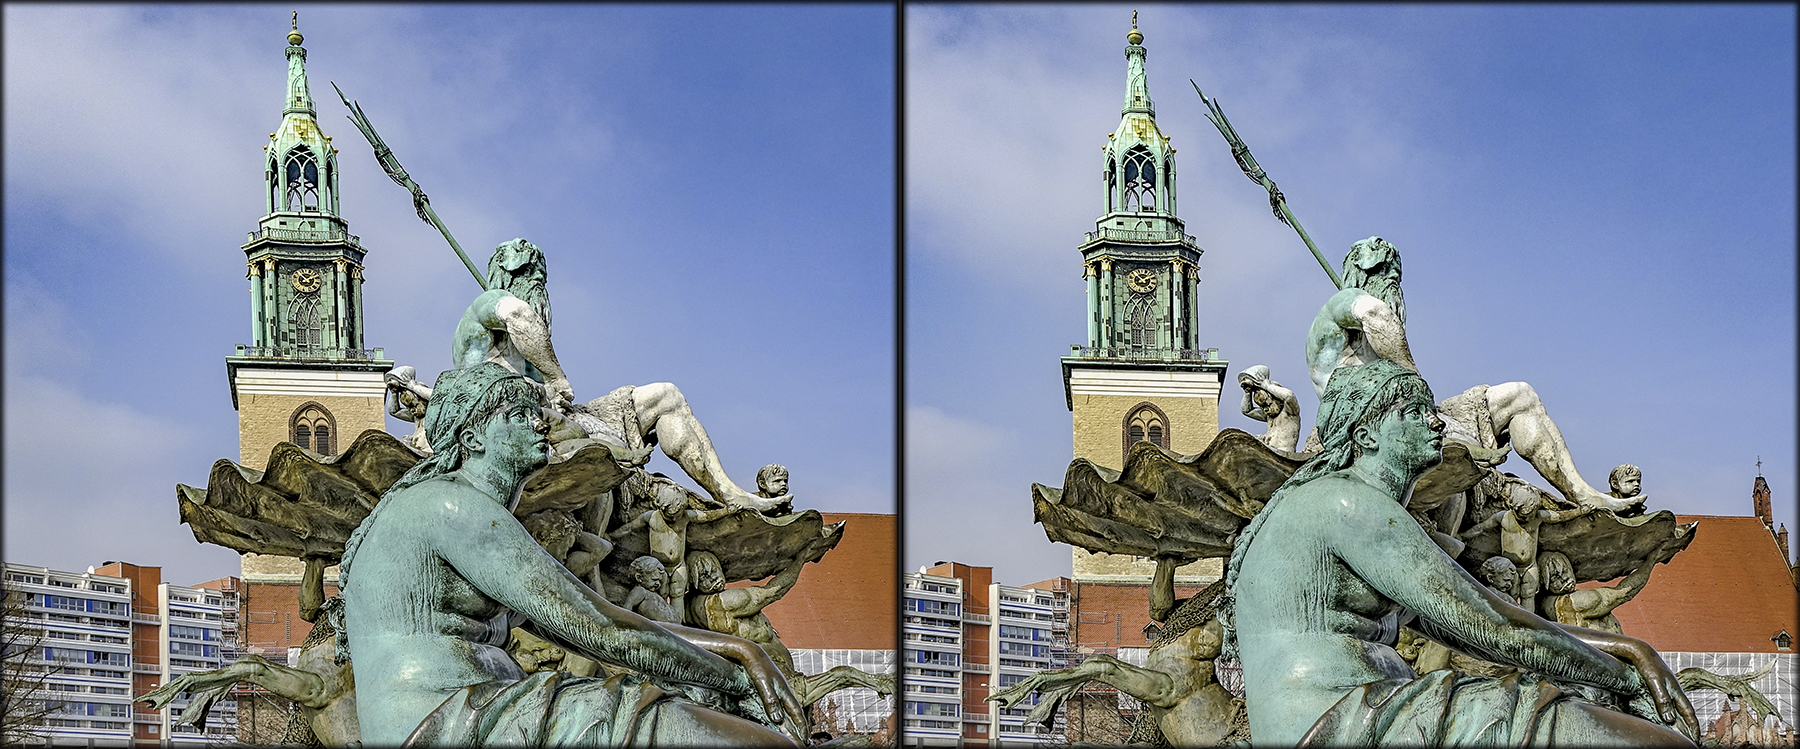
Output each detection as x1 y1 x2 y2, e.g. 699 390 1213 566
1602 515 1798 653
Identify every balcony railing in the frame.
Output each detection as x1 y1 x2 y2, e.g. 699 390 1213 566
132 613 161 625
1068 346 1218 362
246 225 361 248
963 663 990 674
962 612 991 625
233 345 385 361
963 713 991 723
133 659 161 674
1083 226 1196 245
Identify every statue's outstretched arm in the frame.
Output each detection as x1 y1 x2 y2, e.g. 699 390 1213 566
434 492 749 699
1318 485 1638 696
730 557 807 616
138 654 332 725
1463 509 1507 537
988 654 1179 713
611 509 655 540
1587 561 1658 616
1554 622 1696 734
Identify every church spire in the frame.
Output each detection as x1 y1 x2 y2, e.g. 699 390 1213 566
1101 13 1176 220
284 12 314 116
264 13 339 217
1123 11 1153 116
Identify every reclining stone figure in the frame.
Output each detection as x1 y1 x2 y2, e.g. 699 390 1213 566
449 238 789 512
1306 237 1639 512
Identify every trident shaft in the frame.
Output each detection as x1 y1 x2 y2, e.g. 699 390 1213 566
1191 80 1342 290
331 82 489 291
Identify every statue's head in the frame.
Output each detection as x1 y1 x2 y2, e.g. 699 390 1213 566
412 362 549 486
1342 236 1404 325
628 555 668 593
689 550 727 594
1477 555 1520 598
1504 479 1545 517
645 475 689 519
1609 464 1642 498
1540 551 1577 595
522 510 580 559
488 238 551 331
756 464 789 498
1305 359 1439 487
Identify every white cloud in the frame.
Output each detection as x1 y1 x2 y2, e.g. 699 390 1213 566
3 281 238 584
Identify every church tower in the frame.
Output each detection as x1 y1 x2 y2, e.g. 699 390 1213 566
1062 19 1229 585
225 18 391 666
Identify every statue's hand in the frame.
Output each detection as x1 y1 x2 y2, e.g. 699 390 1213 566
708 638 805 740
1616 640 1697 737
545 377 575 412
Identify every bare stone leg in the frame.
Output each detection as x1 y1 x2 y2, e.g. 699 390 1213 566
1485 382 1626 511
630 382 788 511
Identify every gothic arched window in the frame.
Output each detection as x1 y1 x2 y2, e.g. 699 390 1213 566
291 294 324 349
1122 402 1170 462
1123 147 1156 212
1125 294 1156 348
290 402 337 456
285 146 320 211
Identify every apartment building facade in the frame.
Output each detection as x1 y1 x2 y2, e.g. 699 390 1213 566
902 563 1070 747
5 562 236 747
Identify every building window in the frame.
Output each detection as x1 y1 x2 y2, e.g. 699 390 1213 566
1123 146 1156 211
1123 402 1170 461
1125 293 1156 347
290 293 324 349
285 146 320 211
1775 630 1792 651
290 402 337 456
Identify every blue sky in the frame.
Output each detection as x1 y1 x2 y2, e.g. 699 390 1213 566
4 5 896 585
906 6 1796 585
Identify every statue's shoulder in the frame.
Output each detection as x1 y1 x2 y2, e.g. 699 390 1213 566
458 288 519 322
1282 472 1397 519
381 474 492 519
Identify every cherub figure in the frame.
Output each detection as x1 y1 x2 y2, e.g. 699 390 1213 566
520 508 614 588
755 464 794 514
1539 549 1667 635
612 475 736 601
384 365 434 454
1238 365 1303 453
622 555 682 624
1476 555 1521 603
1464 477 1600 611
685 551 806 672
1609 464 1647 507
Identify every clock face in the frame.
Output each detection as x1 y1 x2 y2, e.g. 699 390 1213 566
1127 268 1159 294
291 267 323 293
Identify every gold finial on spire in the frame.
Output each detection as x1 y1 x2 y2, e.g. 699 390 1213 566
288 11 304 46
1128 11 1143 45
